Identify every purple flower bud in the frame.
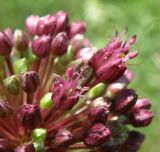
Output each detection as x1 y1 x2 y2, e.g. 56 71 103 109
0 32 12 56
68 21 86 38
25 15 40 36
0 99 13 117
98 139 120 152
18 104 42 130
130 98 151 112
119 131 145 152
88 107 109 124
129 109 153 127
3 28 13 44
0 138 13 152
54 128 73 147
50 32 69 56
114 89 138 113
20 71 40 93
15 143 35 152
54 11 69 33
32 35 51 58
84 123 111 147
36 15 56 36
14 30 29 52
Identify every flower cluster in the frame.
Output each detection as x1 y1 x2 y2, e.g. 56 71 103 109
0 10 153 152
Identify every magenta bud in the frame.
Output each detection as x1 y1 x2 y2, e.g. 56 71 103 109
0 99 13 117
114 89 138 113
36 15 56 36
54 11 69 33
129 98 151 113
66 67 74 78
25 15 40 36
32 35 51 58
119 131 145 152
54 128 73 147
129 109 153 127
50 32 69 56
20 71 40 93
88 107 109 124
68 21 86 38
14 29 29 52
0 32 12 56
0 138 13 152
15 143 35 152
18 104 42 130
84 123 111 147
3 28 13 44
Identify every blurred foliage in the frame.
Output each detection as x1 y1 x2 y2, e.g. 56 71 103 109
0 0 160 151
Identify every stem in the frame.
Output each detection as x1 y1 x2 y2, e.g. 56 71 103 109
27 93 33 104
5 56 14 76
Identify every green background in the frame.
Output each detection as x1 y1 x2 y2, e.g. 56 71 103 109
0 0 159 151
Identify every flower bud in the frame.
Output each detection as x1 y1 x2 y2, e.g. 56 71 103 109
50 32 69 56
54 128 73 147
40 92 53 109
0 138 14 152
13 58 29 74
3 28 13 44
3 75 20 95
18 104 42 130
25 15 40 36
0 99 13 117
14 29 29 52
114 89 138 113
129 109 153 127
0 32 12 56
68 21 86 38
31 128 47 142
20 71 40 93
54 11 69 33
129 98 151 112
119 131 145 152
36 15 56 36
88 107 109 124
84 123 111 147
98 139 120 152
88 83 106 99
32 35 51 58
15 143 35 152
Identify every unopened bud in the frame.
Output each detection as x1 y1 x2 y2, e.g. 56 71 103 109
36 15 56 36
54 128 73 147
88 83 106 99
32 35 51 58
50 32 69 56
84 123 111 147
0 32 12 56
18 104 42 130
129 109 153 127
119 131 145 152
40 92 53 109
0 99 13 117
54 11 69 33
88 107 109 124
68 21 86 38
31 128 47 142
0 138 13 152
14 29 29 52
20 71 40 93
3 75 20 95
25 15 40 36
114 89 138 113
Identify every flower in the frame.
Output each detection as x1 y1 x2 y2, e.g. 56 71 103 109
0 10 153 152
